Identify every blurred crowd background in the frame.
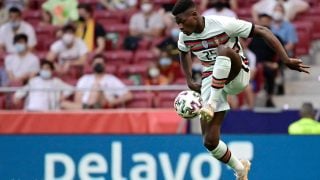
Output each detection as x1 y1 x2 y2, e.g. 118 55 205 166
0 0 319 111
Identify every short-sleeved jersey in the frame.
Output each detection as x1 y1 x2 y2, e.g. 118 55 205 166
178 15 254 65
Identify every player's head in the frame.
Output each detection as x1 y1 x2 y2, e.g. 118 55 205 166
300 102 316 119
172 0 201 36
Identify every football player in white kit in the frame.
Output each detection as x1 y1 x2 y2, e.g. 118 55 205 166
172 0 310 179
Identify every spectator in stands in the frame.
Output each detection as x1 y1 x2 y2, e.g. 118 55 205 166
271 3 298 57
62 54 132 109
288 102 320 135
0 7 36 53
125 0 164 50
200 0 238 12
0 1 8 26
47 24 88 75
76 3 106 54
153 27 180 61
157 52 178 84
252 0 309 22
248 14 282 107
98 0 137 10
5 34 39 85
145 63 169 85
42 0 78 26
13 60 74 111
39 10 53 27
202 0 237 18
4 0 28 10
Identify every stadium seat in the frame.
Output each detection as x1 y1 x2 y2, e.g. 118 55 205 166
174 78 186 85
23 10 41 26
94 11 124 25
294 21 313 56
118 63 148 79
0 95 5 109
154 91 180 108
296 16 320 39
133 50 157 64
104 50 134 66
103 24 129 37
28 0 46 10
125 91 154 108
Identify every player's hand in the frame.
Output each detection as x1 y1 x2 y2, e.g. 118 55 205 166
187 80 201 93
285 58 310 74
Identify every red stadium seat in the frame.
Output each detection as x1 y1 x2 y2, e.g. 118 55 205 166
0 95 6 109
23 10 41 25
118 64 148 78
154 91 180 108
133 50 157 64
125 91 154 108
104 24 129 37
293 21 313 56
104 50 134 66
296 15 320 39
94 11 124 25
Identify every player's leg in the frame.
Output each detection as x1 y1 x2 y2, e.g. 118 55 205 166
200 111 251 180
200 45 243 121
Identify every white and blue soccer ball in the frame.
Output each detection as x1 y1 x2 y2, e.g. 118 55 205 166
174 90 203 119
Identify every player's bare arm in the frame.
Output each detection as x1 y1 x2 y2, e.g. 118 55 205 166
253 24 310 73
179 50 201 93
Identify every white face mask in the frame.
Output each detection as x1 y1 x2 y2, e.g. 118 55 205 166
141 3 153 13
159 57 172 66
273 11 284 21
40 69 52 79
171 28 180 39
62 33 74 45
14 43 26 53
149 67 160 78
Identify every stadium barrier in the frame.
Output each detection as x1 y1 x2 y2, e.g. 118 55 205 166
0 135 319 180
0 109 299 134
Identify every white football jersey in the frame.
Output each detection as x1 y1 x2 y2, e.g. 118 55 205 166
178 15 253 65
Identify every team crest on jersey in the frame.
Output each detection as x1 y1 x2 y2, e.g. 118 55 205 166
201 40 209 48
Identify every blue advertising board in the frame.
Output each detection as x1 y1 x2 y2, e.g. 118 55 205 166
0 135 319 180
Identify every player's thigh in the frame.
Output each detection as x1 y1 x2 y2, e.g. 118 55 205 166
224 68 250 95
217 46 242 82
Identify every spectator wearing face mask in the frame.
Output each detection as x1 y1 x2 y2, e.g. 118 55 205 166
271 3 298 57
47 24 88 74
157 52 178 84
63 54 133 109
153 27 180 60
13 60 74 111
202 0 237 18
145 63 169 86
5 34 39 84
0 7 36 53
252 0 309 22
76 3 106 54
129 0 164 39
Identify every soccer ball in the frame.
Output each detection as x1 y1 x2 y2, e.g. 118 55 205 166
174 90 203 119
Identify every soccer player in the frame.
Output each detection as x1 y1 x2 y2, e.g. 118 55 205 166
172 0 310 179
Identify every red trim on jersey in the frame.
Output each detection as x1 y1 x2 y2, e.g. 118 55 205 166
184 32 230 52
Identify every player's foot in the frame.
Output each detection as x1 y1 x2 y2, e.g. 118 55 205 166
199 103 215 122
235 160 251 180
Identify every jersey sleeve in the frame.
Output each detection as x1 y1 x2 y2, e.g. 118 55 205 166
215 16 254 38
177 32 190 52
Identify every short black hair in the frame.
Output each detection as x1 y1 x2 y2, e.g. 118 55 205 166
78 3 93 14
172 0 196 16
9 7 22 15
62 24 76 33
13 33 28 44
41 60 55 70
258 13 272 19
